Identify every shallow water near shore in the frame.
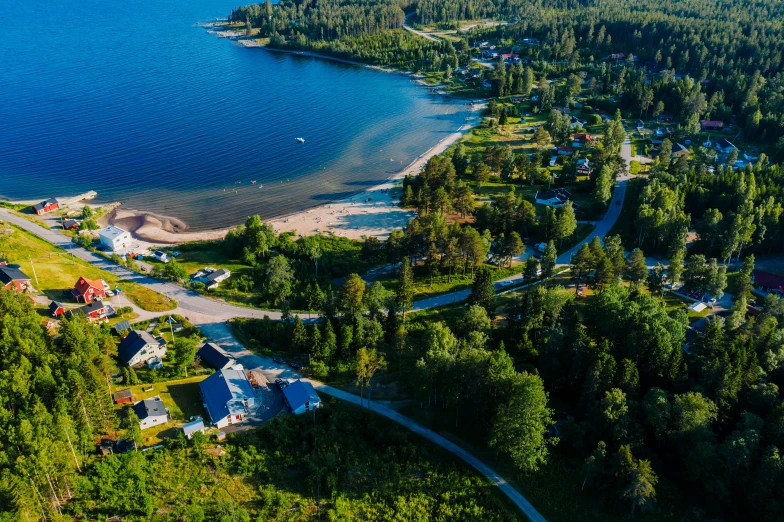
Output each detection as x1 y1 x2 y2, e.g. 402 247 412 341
0 0 469 231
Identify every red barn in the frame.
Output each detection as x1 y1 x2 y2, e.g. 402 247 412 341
0 266 32 292
31 198 60 215
64 300 107 322
49 301 65 317
113 389 134 405
72 277 106 303
700 120 724 131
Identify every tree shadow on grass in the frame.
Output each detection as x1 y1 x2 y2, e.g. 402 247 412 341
166 383 207 422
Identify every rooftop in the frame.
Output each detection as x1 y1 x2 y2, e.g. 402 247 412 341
199 368 255 423
197 342 234 369
133 396 168 420
98 225 129 240
182 419 206 436
753 270 784 292
118 330 159 364
282 380 321 411
0 266 31 284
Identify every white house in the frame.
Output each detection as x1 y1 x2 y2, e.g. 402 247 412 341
199 368 256 429
98 226 132 252
535 188 572 208
181 419 206 439
133 396 170 430
282 380 321 415
119 330 167 367
191 267 232 290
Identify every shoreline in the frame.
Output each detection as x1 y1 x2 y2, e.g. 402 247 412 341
31 26 488 245
263 102 485 239
100 100 484 244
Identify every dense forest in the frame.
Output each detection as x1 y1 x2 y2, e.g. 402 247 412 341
231 0 784 150
233 244 784 520
0 289 525 520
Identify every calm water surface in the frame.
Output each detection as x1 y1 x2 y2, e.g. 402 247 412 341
0 0 468 230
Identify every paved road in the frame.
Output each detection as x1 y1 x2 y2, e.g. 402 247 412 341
2 209 548 521
200 321 548 522
403 13 440 42
0 209 284 321
556 137 635 264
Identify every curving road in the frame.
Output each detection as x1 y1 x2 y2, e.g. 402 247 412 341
2 208 548 521
403 12 440 42
201 321 548 522
556 137 634 264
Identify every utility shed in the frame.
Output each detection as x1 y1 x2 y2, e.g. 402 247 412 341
113 389 134 405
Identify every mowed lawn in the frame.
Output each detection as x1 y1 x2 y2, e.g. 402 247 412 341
0 224 175 312
156 241 250 279
116 375 210 444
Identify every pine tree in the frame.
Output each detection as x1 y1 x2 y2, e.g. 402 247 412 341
396 257 414 323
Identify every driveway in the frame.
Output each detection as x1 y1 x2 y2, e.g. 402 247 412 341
403 13 440 42
197 320 548 522
556 137 635 264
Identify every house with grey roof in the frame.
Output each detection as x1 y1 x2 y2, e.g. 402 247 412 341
0 266 32 292
118 330 166 367
133 396 170 430
191 267 231 290
199 368 256 429
181 419 206 439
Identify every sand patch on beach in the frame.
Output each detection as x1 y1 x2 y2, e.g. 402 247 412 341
101 208 227 244
269 101 485 239
100 100 484 244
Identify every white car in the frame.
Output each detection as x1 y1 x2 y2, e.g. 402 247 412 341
151 250 170 263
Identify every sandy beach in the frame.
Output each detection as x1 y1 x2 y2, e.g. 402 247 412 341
267 102 485 239
97 101 485 244
100 208 227 244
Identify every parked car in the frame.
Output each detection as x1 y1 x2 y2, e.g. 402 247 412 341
289 361 302 370
105 290 115 297
275 378 287 389
272 357 285 364
616 200 621 205
151 250 170 263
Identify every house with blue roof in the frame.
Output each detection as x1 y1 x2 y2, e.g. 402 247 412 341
196 342 235 370
199 368 255 428
282 380 321 415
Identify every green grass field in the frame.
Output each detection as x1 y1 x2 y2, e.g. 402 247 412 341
116 375 209 444
0 224 175 312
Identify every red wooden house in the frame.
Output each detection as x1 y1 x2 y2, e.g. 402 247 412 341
64 300 107 322
72 277 106 303
31 198 60 215
49 301 65 317
700 120 724 131
0 266 32 292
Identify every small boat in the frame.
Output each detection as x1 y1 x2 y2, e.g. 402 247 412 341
295 137 305 143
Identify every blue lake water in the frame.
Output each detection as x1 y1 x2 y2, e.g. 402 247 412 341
0 0 468 230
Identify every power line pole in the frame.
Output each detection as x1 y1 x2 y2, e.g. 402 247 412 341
29 257 39 286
